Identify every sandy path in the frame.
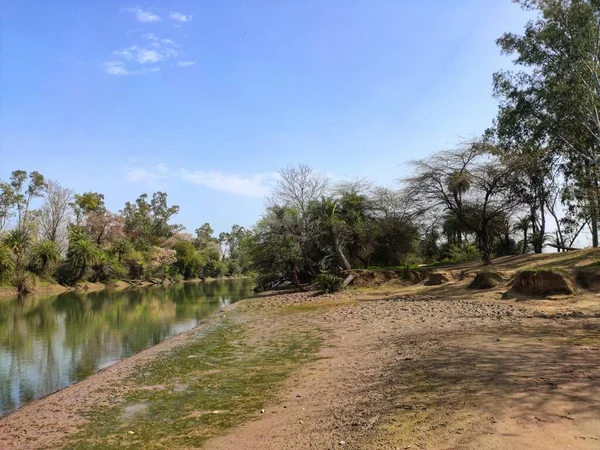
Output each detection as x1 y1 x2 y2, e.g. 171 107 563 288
208 294 600 449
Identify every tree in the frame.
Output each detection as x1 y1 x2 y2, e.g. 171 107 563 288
68 233 101 281
71 192 105 225
38 180 74 251
122 192 182 245
249 206 304 288
404 141 523 265
270 164 329 215
494 0 600 246
7 170 46 235
514 216 530 254
31 240 61 275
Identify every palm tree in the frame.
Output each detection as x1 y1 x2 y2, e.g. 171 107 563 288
31 240 61 274
68 238 101 281
110 237 133 262
514 217 530 254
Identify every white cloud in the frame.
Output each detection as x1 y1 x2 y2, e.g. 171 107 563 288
125 7 161 23
180 170 275 197
103 60 160 76
176 61 196 67
142 33 175 46
126 164 276 197
114 45 178 64
170 12 193 23
126 164 172 181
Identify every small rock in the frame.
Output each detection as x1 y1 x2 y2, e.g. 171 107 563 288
212 410 219 414
339 441 346 445
127 431 135 435
260 409 265 414
296 393 302 398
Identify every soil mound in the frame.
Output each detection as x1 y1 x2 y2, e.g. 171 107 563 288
424 272 450 286
469 271 505 289
575 267 600 292
408 270 423 284
511 270 575 297
342 270 398 288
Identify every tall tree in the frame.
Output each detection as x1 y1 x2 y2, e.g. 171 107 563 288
38 180 74 251
404 141 523 265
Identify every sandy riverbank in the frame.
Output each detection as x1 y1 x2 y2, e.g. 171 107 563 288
1 278 600 449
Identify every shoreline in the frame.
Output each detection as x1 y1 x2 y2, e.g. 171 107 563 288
2 274 600 449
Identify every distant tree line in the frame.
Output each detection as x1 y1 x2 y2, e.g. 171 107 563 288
0 171 252 293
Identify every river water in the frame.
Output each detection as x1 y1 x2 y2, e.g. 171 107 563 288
0 279 254 416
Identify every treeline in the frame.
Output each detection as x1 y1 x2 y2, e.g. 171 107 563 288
0 171 252 293
249 0 600 289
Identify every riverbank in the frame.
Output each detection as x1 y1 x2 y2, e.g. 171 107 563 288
1 276 600 449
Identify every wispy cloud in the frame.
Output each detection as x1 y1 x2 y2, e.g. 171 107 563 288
170 12 193 23
103 60 160 76
114 45 178 64
126 164 276 197
124 7 161 23
176 61 196 67
142 33 175 46
126 164 171 181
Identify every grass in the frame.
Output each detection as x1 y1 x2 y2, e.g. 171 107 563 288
66 312 323 449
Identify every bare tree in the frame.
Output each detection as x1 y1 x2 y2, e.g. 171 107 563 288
270 164 329 214
403 141 523 265
39 180 74 251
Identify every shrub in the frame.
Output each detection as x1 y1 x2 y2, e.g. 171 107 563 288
0 245 15 282
54 262 79 286
313 274 345 293
440 243 481 264
12 271 37 294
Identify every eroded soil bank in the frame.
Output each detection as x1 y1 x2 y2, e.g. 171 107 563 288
1 284 600 449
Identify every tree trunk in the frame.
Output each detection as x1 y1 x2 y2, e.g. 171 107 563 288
291 267 304 291
592 215 599 248
77 264 87 281
334 235 351 271
481 231 492 266
522 229 528 255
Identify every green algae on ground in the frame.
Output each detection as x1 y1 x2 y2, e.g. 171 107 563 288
66 313 322 449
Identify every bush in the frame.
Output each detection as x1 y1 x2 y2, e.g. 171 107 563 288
440 243 481 263
313 274 345 293
12 271 37 294
54 262 79 286
0 245 15 282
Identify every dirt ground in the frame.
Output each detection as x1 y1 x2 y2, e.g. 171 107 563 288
1 279 600 449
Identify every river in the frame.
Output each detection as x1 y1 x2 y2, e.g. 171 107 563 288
0 279 254 416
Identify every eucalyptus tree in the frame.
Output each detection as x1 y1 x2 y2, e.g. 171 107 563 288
494 0 600 245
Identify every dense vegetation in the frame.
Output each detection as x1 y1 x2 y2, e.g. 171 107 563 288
0 172 252 293
3 1 600 294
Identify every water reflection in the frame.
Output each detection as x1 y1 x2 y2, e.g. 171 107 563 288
0 279 254 416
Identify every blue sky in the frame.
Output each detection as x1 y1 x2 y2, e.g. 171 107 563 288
0 0 532 235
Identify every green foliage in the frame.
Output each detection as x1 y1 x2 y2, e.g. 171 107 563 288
67 230 102 281
0 245 14 281
440 243 482 264
30 240 61 275
11 271 37 294
313 273 345 293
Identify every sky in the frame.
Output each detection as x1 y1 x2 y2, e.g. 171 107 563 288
0 0 534 235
